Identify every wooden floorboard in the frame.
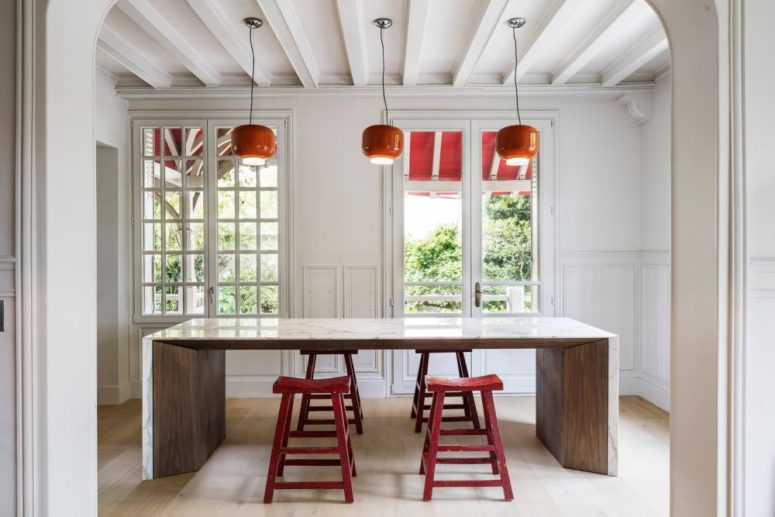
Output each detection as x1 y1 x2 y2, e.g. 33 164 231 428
97 396 669 516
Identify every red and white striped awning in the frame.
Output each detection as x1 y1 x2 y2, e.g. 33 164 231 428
404 131 533 197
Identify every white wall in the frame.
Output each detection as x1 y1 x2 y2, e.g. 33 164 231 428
0 0 15 514
743 0 775 514
95 70 131 406
115 90 671 406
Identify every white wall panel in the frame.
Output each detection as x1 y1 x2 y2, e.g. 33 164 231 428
303 265 338 318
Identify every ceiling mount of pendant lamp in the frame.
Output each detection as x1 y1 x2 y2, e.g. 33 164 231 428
496 17 538 168
362 18 404 165
231 17 276 166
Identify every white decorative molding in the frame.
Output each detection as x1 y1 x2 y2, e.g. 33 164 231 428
0 256 15 297
748 257 775 291
616 93 651 125
302 266 339 318
115 82 657 101
343 265 379 319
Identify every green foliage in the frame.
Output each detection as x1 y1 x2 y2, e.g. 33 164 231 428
403 194 533 314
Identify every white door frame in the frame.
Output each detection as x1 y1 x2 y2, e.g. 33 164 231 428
15 1 740 514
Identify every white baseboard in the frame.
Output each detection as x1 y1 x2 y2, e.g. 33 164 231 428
98 383 131 405
637 374 671 412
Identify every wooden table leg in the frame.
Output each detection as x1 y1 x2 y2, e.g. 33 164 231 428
536 338 618 475
148 340 226 478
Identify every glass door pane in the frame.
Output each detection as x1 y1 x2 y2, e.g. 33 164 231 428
402 130 465 314
476 128 540 314
212 126 280 317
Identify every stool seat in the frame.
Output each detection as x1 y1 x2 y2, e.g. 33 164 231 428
426 374 504 392
273 375 351 394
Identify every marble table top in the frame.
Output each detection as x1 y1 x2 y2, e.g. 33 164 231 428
147 317 615 343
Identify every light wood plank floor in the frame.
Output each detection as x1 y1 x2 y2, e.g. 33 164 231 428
98 396 669 516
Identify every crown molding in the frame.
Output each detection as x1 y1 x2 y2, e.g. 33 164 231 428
116 82 656 101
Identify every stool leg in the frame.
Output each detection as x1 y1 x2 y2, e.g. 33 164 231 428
414 354 430 433
422 392 445 502
411 352 426 419
419 390 440 475
263 393 292 504
344 354 364 434
296 354 316 431
276 393 295 477
482 390 513 501
332 393 355 503
481 391 499 475
456 352 481 430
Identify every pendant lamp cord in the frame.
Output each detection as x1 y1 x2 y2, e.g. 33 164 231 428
248 24 256 125
380 26 389 122
512 26 522 125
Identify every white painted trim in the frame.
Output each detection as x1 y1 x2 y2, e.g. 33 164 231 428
115 82 657 101
97 383 131 406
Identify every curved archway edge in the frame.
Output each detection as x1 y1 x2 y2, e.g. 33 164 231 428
17 0 732 514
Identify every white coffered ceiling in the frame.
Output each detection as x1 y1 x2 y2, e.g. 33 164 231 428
96 0 669 90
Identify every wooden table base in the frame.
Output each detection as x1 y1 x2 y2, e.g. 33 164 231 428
143 337 617 479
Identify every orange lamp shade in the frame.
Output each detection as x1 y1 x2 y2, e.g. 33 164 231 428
231 124 277 166
362 124 404 165
496 124 539 167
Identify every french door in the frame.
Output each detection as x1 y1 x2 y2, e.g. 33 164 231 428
388 116 555 393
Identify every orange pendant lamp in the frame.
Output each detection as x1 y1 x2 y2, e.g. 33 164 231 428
232 17 276 166
496 17 538 167
362 18 404 165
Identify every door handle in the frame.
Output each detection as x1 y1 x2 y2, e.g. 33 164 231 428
208 286 215 303
475 282 481 308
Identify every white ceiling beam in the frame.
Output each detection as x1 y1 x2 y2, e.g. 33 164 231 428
452 0 509 88
255 0 320 88
335 0 369 87
97 26 172 88
551 0 640 85
601 26 668 87
186 0 271 85
116 0 222 86
402 0 432 86
501 0 577 84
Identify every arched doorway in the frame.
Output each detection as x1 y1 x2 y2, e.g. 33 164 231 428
16 0 729 514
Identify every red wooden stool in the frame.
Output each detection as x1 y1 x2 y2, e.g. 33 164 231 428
297 350 364 434
264 375 357 504
411 350 480 433
419 374 513 502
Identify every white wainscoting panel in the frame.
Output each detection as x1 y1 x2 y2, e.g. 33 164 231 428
303 265 339 318
559 251 670 411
